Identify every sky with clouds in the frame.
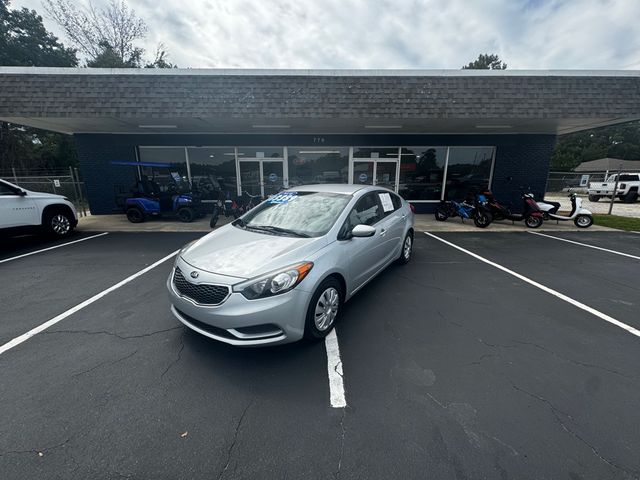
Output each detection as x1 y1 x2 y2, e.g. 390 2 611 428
11 0 640 69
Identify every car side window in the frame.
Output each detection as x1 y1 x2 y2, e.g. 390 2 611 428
338 193 382 238
391 193 402 210
376 191 401 218
352 193 382 226
0 182 17 195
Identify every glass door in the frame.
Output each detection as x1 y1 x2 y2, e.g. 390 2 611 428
353 161 374 185
262 161 284 196
239 159 285 197
375 162 397 190
239 161 261 197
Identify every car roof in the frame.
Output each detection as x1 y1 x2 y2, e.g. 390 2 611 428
289 184 380 195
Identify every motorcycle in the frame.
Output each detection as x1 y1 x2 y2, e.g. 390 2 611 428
435 193 492 228
536 192 594 228
483 190 544 228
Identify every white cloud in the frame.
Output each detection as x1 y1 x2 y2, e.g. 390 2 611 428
11 0 640 69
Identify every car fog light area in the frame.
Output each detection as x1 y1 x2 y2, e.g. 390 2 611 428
234 262 313 300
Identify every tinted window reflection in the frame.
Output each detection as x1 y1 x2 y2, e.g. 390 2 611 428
444 147 494 200
288 148 349 186
187 147 237 201
398 147 446 200
138 147 189 194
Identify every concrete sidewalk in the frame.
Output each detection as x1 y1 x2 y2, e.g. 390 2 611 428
79 212 614 233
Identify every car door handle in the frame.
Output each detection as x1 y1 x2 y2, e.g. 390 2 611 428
380 228 386 236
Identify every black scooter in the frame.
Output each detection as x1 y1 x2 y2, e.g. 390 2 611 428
483 191 544 228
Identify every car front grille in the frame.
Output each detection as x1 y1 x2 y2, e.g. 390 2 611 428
173 267 230 306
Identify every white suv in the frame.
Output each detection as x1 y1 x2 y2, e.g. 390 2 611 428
0 178 78 237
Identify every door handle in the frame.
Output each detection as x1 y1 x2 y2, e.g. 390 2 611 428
380 228 386 236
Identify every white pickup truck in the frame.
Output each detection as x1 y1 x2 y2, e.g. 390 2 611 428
0 178 78 237
588 173 640 203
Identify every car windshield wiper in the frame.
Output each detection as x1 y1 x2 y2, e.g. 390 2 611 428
246 225 310 238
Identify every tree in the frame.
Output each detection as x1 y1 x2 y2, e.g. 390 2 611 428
145 44 176 69
551 120 640 171
463 54 507 70
0 0 79 174
44 0 147 67
0 0 77 66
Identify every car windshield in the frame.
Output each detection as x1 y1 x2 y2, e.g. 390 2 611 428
236 191 351 238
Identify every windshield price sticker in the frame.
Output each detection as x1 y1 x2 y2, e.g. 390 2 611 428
379 193 394 212
268 192 298 204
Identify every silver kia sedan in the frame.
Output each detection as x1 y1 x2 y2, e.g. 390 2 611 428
167 184 415 346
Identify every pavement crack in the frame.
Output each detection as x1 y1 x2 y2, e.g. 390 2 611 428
463 353 499 367
511 340 637 380
72 350 138 377
437 311 516 350
44 326 182 340
334 407 347 480
0 437 72 458
160 329 185 379
218 400 253 480
510 381 638 476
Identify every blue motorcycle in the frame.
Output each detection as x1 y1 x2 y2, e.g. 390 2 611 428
435 194 492 228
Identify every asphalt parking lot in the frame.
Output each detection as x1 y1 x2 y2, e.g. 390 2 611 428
1 230 639 479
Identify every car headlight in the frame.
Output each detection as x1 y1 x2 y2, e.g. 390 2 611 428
233 262 313 300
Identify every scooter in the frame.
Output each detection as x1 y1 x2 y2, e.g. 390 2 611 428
536 192 594 228
483 191 544 228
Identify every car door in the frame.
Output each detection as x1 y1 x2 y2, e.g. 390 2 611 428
0 181 39 228
376 191 406 264
337 192 387 293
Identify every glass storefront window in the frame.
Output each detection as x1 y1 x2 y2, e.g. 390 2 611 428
288 148 349 187
352 147 399 159
187 147 237 201
444 147 494 200
138 147 189 194
237 147 283 158
398 147 447 201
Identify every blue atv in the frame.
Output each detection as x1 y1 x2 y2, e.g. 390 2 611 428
112 161 203 223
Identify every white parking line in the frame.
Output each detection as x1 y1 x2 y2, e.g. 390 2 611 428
528 231 640 261
325 329 346 408
0 232 109 265
424 232 640 339
0 250 178 356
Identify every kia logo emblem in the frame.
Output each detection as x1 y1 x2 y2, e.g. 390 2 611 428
190 271 199 279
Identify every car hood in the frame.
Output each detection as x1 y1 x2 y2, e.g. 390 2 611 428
180 224 328 279
25 190 66 200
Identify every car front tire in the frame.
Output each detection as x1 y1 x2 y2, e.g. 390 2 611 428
45 209 74 237
304 277 343 341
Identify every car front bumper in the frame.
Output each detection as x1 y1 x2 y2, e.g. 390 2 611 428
166 270 311 346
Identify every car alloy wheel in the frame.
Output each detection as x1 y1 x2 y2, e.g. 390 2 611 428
51 214 70 235
403 235 412 261
314 287 340 331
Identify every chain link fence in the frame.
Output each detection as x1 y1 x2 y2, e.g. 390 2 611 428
546 171 607 194
0 167 89 217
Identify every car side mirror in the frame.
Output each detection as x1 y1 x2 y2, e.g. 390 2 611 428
18 189 27 196
351 224 376 238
